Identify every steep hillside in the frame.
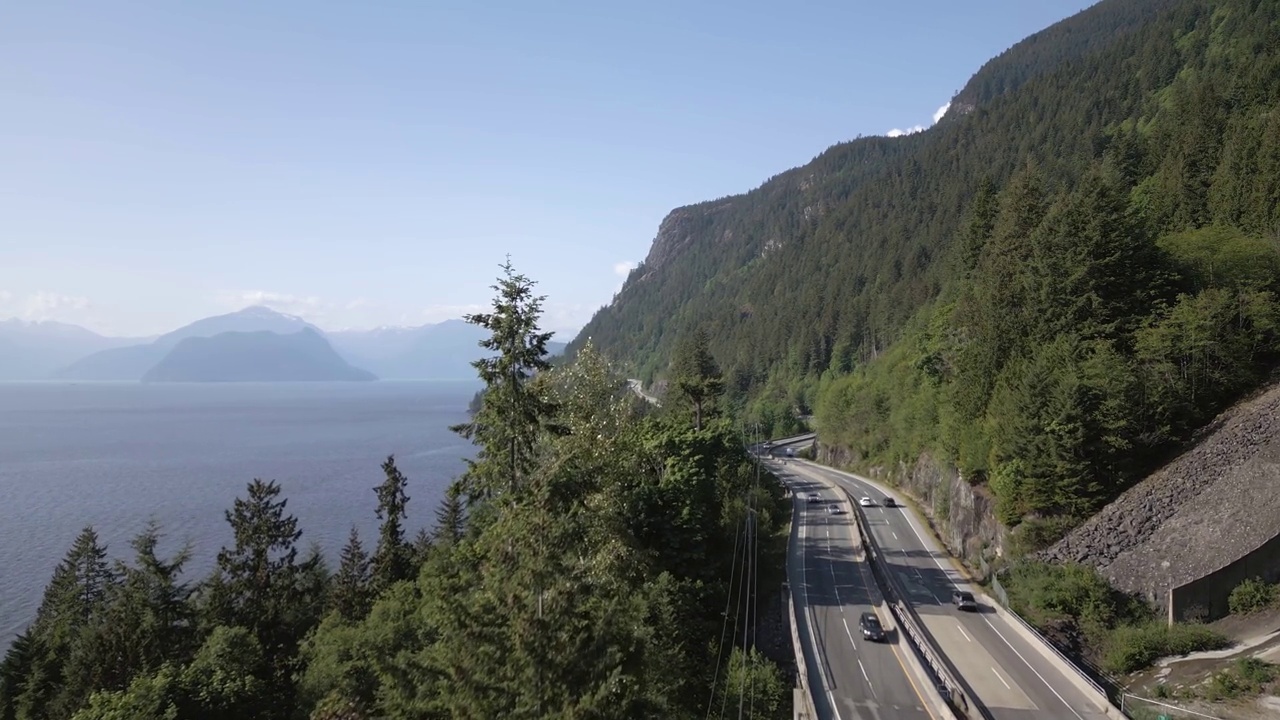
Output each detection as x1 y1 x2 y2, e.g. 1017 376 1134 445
573 0 1201 393
1040 379 1280 610
574 0 1280 541
142 328 376 382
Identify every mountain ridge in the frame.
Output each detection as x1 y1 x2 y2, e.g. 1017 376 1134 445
142 328 377 383
570 0 1280 562
1 306 569 381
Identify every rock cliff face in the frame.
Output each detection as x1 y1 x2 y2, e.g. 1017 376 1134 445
1039 381 1280 609
638 205 723 278
818 445 1006 570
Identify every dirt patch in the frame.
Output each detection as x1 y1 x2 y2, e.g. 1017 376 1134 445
1210 607 1280 644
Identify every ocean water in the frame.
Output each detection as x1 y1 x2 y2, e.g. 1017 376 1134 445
0 380 481 650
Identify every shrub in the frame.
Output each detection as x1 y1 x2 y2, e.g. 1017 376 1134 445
1102 622 1231 674
1228 577 1278 615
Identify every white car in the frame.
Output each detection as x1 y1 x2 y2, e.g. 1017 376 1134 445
807 492 821 503
827 504 842 515
859 497 875 507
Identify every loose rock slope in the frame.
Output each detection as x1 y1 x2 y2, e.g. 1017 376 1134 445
1040 379 1280 608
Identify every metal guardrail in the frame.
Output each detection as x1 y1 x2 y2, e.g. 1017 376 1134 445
1120 694 1223 719
990 573 1121 705
847 495 983 720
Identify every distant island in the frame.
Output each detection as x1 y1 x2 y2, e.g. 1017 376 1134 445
142 328 376 383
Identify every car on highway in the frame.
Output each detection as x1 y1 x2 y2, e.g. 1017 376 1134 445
859 612 885 642
858 497 875 507
883 496 896 507
951 590 978 611
806 492 821 503
827 503 842 515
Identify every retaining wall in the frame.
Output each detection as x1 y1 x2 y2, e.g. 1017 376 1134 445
1168 530 1280 623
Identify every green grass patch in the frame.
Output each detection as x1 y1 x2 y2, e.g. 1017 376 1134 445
1103 622 1231 675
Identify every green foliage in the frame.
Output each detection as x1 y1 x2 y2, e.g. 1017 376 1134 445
1228 577 1279 615
329 528 371 623
709 648 790 720
369 456 412 592
293 292 789 717
450 258 558 500
568 0 1280 537
1002 561 1231 674
667 327 726 431
1203 658 1280 701
1102 622 1230 675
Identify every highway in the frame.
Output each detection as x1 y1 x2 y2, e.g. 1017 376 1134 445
789 460 1112 720
775 459 935 720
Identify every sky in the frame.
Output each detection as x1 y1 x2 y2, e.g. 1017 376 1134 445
1 0 1097 338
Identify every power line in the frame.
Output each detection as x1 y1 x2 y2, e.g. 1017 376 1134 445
706 509 748 720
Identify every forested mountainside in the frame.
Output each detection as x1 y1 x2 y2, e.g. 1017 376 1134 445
573 0 1280 535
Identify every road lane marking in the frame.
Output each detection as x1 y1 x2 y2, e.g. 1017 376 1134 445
858 659 874 695
958 625 972 642
825 462 1089 720
841 618 859 654
979 614 1085 720
797 493 844 720
893 531 899 540
794 462 938 720
992 667 1011 690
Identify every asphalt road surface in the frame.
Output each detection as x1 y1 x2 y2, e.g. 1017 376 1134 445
778 461 935 720
791 460 1112 720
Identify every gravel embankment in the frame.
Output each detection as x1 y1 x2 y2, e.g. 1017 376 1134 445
1039 382 1280 604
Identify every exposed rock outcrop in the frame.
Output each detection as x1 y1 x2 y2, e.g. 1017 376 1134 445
817 445 1006 569
1039 382 1280 609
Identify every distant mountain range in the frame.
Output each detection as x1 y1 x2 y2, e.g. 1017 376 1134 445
143 328 376 383
0 306 569 382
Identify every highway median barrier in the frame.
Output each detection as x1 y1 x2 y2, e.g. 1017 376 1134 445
843 486 991 720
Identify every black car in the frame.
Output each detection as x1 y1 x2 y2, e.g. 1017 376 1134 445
883 497 896 507
951 590 978 611
859 612 885 641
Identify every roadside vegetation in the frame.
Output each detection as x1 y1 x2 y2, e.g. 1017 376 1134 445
1229 578 1280 616
0 263 792 720
1001 562 1230 676
1148 657 1280 708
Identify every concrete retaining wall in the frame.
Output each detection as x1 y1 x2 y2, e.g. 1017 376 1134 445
1168 530 1280 623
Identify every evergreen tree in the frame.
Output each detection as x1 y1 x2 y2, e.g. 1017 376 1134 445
67 523 193 704
3 526 116 720
330 528 371 623
668 328 725 431
431 481 467 546
204 479 316 720
450 258 558 499
369 456 411 591
410 527 433 566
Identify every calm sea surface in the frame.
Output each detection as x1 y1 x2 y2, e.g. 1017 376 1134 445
0 380 480 650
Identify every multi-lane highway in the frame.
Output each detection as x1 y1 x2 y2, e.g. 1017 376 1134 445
788 459 1112 720
776 460 936 720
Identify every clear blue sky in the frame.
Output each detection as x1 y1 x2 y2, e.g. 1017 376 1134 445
1 0 1096 337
